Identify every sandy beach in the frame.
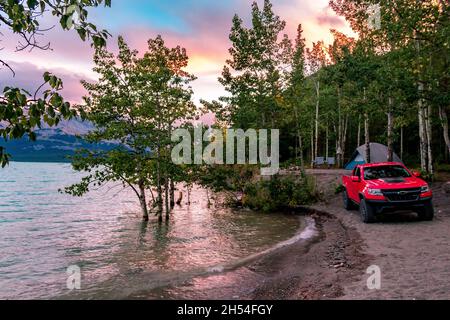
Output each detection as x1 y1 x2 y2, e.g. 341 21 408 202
229 170 450 300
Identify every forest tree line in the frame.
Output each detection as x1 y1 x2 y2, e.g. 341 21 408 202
207 0 450 177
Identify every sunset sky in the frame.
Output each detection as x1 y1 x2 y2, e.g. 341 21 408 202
0 0 354 106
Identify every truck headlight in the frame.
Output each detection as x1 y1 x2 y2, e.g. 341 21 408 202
421 185 430 193
368 188 383 196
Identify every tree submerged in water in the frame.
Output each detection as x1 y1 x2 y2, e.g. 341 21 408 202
62 36 197 222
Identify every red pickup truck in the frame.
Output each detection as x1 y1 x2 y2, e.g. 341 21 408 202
342 162 434 223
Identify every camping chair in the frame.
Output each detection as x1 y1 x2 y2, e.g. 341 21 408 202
326 157 336 168
313 157 325 168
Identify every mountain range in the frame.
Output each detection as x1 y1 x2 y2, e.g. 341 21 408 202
0 119 117 163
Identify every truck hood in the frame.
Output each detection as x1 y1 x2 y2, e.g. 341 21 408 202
366 177 426 189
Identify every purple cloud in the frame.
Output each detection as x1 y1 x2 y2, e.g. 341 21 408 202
0 60 89 103
316 5 346 28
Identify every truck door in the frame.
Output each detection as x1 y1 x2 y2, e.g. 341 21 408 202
348 167 362 201
353 167 363 201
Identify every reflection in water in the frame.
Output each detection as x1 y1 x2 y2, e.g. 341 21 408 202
0 162 303 299
138 221 149 246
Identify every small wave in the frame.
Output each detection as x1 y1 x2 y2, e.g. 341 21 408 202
207 216 317 273
0 217 32 223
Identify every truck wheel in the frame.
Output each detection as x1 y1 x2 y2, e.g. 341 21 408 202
360 198 376 223
418 201 434 221
343 190 355 210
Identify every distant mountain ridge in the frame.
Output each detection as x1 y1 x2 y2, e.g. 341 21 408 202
0 119 117 163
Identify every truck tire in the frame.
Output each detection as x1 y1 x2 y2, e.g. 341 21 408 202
360 198 376 223
343 189 356 210
417 201 434 221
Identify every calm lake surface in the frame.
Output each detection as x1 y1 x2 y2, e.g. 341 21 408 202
0 162 303 299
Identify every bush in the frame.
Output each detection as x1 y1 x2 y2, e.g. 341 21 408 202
436 163 450 173
418 169 435 182
242 175 320 212
335 183 345 194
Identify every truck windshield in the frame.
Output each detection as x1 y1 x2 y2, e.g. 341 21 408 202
364 166 411 180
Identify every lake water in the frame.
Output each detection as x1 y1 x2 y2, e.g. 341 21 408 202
0 162 303 299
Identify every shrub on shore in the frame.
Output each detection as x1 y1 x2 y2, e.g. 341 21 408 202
241 175 320 212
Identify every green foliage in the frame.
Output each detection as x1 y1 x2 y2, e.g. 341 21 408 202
197 164 259 195
0 72 82 165
418 169 435 183
210 0 292 129
242 175 319 212
0 146 10 168
436 163 450 173
64 36 197 218
0 0 111 167
335 183 345 195
0 0 111 47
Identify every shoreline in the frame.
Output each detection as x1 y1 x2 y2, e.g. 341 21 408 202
241 209 372 300
237 171 450 300
148 208 371 300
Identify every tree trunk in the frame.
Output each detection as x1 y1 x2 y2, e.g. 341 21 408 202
325 122 329 160
439 106 450 158
168 124 175 209
310 123 314 167
400 126 404 160
415 33 432 174
334 123 340 167
418 84 427 172
156 150 163 224
294 106 298 163
206 189 211 208
170 180 175 208
149 188 156 207
187 185 191 205
425 104 433 174
294 106 304 169
342 115 349 166
164 178 170 221
337 87 342 167
164 130 170 219
315 81 320 161
364 88 370 163
138 182 149 221
357 114 361 148
298 130 304 170
387 98 394 162
294 134 298 163
365 112 370 163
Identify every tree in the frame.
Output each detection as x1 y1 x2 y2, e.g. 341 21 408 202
63 36 197 222
141 36 197 220
324 30 356 167
216 0 292 130
330 0 449 173
284 24 306 168
305 41 328 165
0 0 111 166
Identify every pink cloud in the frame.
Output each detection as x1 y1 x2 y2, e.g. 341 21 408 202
0 60 88 104
315 4 346 28
0 15 96 75
1 0 354 107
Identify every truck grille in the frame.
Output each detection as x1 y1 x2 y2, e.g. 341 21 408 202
382 188 421 202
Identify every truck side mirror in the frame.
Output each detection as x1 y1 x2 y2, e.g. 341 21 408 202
413 171 421 178
351 176 360 182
